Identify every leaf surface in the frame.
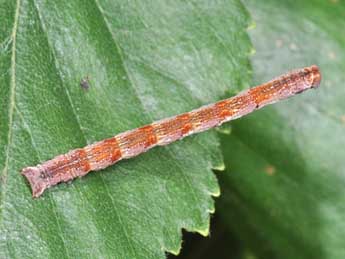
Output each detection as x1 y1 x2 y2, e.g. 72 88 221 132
0 0 252 258
218 1 345 258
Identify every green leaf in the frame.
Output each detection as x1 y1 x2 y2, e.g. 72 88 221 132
0 0 252 258
218 0 345 258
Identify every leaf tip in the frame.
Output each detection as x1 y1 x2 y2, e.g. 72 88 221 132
196 224 210 237
211 188 221 197
166 247 181 256
249 47 256 56
247 20 256 31
216 125 232 135
212 163 226 171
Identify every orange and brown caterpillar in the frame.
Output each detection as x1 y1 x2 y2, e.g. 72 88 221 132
22 65 321 197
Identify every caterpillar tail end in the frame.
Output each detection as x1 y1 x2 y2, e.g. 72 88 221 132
21 166 49 198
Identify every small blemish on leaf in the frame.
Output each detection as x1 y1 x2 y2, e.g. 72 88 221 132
80 76 90 90
340 115 345 124
275 39 283 48
328 51 336 60
289 43 298 51
265 165 276 176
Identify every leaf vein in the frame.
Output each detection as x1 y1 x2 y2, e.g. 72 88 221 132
0 0 21 226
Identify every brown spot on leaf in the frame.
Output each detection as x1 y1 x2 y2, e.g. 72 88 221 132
265 165 276 176
80 76 90 90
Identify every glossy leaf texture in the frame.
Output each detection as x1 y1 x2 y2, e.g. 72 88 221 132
0 0 252 258
218 1 345 258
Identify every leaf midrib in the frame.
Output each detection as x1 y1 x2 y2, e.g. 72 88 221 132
0 0 21 224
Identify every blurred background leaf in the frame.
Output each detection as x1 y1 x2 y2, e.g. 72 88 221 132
0 0 252 258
